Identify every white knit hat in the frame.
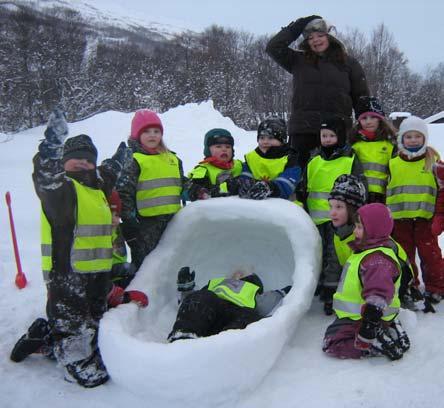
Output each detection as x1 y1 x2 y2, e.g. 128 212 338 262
397 115 428 158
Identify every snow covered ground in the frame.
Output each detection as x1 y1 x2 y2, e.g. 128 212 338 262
0 101 443 408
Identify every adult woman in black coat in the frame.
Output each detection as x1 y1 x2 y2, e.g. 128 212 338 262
266 16 369 168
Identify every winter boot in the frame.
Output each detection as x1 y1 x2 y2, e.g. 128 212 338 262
371 326 404 361
10 318 50 362
389 319 410 353
64 352 109 388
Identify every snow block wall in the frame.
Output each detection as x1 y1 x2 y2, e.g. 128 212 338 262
99 198 321 406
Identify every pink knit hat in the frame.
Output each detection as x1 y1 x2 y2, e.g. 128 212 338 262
357 203 393 241
130 109 163 141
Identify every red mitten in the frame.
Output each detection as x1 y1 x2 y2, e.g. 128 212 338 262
107 284 125 308
123 290 149 308
431 215 444 236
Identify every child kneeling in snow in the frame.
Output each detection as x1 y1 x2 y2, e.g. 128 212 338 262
167 268 291 342
323 203 410 360
185 128 242 200
238 118 301 200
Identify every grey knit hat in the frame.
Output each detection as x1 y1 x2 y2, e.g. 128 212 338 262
62 134 98 165
329 174 367 208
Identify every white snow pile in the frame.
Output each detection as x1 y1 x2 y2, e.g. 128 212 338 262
100 197 321 405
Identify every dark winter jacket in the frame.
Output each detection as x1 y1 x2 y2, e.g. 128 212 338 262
240 145 301 199
266 22 369 137
117 139 186 222
33 139 118 277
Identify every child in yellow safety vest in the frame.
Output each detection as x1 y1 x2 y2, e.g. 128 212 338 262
350 96 397 204
298 115 365 315
238 117 301 200
117 109 185 271
323 203 410 361
328 175 420 313
387 115 444 310
185 128 242 201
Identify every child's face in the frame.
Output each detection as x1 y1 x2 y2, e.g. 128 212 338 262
307 32 329 54
320 129 338 147
359 115 380 133
329 199 348 227
258 135 282 152
63 158 95 172
111 212 120 228
140 127 162 149
403 131 425 148
209 144 233 162
354 216 365 240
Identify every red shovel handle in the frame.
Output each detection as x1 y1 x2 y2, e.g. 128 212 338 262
5 191 27 289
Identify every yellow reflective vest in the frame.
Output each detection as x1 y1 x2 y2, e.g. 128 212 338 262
386 156 437 220
188 160 242 193
41 178 113 278
244 150 288 180
134 152 182 217
306 155 354 225
208 278 260 308
352 140 394 194
333 247 401 321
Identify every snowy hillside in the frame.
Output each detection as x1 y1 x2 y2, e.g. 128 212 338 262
16 0 196 42
0 101 443 408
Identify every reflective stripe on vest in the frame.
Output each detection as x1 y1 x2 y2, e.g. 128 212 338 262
352 140 394 194
188 160 242 193
244 151 288 180
306 155 354 225
333 247 401 321
207 278 259 308
41 179 113 275
386 156 437 220
333 232 354 266
134 152 182 217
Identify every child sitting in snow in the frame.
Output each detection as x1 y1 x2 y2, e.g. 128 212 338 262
387 115 444 310
117 109 186 271
323 203 410 361
298 115 365 314
238 118 301 200
327 175 419 314
167 267 291 342
185 128 242 200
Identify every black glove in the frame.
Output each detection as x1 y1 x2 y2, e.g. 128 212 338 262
121 217 141 242
238 178 255 198
226 177 240 195
44 108 68 145
354 304 382 351
247 181 272 200
177 267 196 292
110 142 133 172
287 15 322 36
187 182 210 201
323 301 333 316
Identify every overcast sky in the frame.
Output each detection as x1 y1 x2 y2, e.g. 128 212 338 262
85 0 443 73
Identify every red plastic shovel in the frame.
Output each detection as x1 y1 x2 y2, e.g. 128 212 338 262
5 192 27 289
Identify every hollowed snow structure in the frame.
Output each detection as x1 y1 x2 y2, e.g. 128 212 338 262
100 198 321 406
